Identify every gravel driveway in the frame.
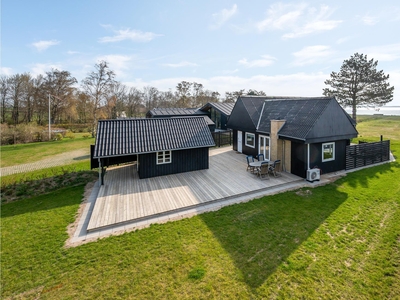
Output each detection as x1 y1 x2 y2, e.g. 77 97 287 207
0 149 90 176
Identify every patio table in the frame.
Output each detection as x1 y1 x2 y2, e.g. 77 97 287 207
249 160 270 168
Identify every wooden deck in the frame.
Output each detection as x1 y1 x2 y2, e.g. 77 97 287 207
87 147 302 232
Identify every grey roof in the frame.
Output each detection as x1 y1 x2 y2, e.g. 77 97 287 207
199 102 235 116
238 96 268 127
146 107 206 117
257 98 330 137
94 117 215 158
172 115 215 126
256 97 358 142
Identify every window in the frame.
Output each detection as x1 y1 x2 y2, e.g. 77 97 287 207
322 142 335 162
245 133 255 148
157 151 172 164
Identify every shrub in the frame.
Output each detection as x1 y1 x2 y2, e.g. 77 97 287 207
54 133 63 141
65 131 75 139
0 123 44 145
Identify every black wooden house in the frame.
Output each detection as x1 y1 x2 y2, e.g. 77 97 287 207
198 102 235 130
93 117 215 182
227 96 358 178
146 102 235 132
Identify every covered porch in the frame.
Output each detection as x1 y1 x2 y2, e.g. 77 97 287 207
87 147 302 232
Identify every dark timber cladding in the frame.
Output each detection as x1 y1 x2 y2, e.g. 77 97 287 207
93 117 215 180
227 96 359 178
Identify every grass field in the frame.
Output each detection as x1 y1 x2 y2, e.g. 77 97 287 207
1 116 399 299
0 133 94 168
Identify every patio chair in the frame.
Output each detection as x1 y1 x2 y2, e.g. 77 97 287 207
257 153 264 161
257 162 270 180
268 159 281 177
246 155 255 172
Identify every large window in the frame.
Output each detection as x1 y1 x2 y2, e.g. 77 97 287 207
245 133 255 148
322 142 335 162
157 151 172 164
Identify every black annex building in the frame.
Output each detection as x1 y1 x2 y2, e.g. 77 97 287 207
93 117 215 182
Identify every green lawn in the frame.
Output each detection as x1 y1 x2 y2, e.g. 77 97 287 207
1 116 399 299
0 133 94 167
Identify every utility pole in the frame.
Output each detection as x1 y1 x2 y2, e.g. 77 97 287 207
48 94 63 141
48 93 51 141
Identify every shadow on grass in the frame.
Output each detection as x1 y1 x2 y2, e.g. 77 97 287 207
200 184 347 289
344 160 397 189
1 185 85 218
73 155 90 161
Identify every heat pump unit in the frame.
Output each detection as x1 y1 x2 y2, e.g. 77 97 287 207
307 169 320 182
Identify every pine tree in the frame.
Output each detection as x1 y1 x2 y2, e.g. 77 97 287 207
323 53 394 123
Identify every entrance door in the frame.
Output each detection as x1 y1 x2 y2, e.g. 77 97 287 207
237 130 242 153
259 135 270 160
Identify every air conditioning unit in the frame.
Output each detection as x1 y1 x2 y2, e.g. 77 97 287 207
307 168 320 182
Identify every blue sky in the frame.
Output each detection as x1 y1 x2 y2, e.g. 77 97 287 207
2 0 400 105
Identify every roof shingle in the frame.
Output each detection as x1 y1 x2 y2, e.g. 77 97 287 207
94 117 215 158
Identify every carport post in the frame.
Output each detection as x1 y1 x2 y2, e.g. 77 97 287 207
98 159 102 186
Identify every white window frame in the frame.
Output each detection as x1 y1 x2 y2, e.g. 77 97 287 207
156 151 172 165
322 142 335 162
259 135 270 161
245 132 255 148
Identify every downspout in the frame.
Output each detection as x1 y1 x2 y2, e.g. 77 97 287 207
307 143 310 170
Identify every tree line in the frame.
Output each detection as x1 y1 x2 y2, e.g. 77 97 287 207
0 61 267 137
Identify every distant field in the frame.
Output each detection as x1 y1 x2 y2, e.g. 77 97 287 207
356 115 400 142
0 133 94 168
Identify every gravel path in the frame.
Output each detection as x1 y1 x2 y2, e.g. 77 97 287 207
0 149 90 176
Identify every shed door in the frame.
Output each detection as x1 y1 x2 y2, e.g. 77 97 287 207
237 130 242 153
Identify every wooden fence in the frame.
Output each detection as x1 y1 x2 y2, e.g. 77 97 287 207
345 140 390 170
212 130 233 148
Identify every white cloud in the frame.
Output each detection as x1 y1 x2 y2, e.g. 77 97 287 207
257 2 306 31
238 55 276 68
31 40 60 52
162 61 198 68
292 45 333 66
360 13 379 25
124 72 328 99
360 43 400 61
99 28 162 43
257 3 342 39
30 63 62 76
0 67 13 76
210 4 238 29
96 54 133 77
67 50 79 55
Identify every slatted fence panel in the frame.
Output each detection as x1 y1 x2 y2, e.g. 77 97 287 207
346 140 390 170
212 130 232 147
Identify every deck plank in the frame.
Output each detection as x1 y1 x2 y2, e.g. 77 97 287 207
87 148 302 231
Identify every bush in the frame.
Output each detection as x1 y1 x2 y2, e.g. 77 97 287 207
65 131 75 139
54 133 63 141
0 123 44 145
